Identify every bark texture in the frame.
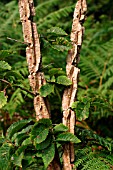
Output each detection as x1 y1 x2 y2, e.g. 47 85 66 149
62 0 87 169
18 0 60 169
18 0 50 121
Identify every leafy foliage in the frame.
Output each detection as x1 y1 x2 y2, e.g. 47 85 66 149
7 119 32 139
74 146 113 170
0 119 80 169
75 127 113 152
56 75 72 86
0 0 113 169
0 91 7 109
71 97 91 121
56 132 81 143
74 126 113 169
36 143 55 169
53 123 68 132
0 143 13 170
47 27 67 36
39 83 54 97
0 61 11 70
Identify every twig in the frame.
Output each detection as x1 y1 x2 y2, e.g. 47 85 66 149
13 85 34 95
0 79 12 86
0 79 34 95
7 37 29 45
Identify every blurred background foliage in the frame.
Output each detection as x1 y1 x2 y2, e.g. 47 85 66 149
0 0 113 140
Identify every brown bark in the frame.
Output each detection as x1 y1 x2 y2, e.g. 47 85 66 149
18 0 50 120
18 0 61 169
62 0 87 169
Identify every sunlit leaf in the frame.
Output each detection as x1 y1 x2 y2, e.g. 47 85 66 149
48 68 62 76
47 27 67 36
56 76 72 86
22 137 32 146
11 152 24 168
71 97 91 121
51 44 71 52
0 143 13 170
0 61 11 70
0 91 7 109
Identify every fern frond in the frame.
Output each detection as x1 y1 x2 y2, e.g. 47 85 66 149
0 1 18 31
37 5 74 31
4 88 24 116
74 146 113 170
82 157 110 170
35 0 60 18
76 127 113 152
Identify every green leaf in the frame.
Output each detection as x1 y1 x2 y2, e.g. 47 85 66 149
11 125 33 142
15 134 29 146
22 137 32 146
0 50 13 59
0 61 11 70
0 143 13 170
48 68 62 76
11 152 24 168
0 91 7 109
71 98 91 121
71 101 78 110
34 118 52 127
36 143 55 169
82 97 91 104
35 134 52 150
34 128 49 144
0 137 5 147
51 45 71 52
4 71 24 84
54 123 68 133
56 76 72 86
50 76 56 82
15 145 28 155
39 83 54 97
22 153 37 169
47 27 67 36
56 132 81 143
7 119 32 139
53 37 72 50
31 119 52 143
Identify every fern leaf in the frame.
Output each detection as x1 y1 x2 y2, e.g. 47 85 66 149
0 61 11 70
47 27 67 36
37 5 74 31
0 91 7 109
0 143 13 170
11 152 24 168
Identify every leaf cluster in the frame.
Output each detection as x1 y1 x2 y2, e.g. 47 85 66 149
0 119 80 170
0 0 113 169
